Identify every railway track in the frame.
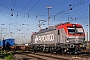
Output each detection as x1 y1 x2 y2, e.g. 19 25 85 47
13 51 90 60
27 53 68 60
13 51 42 60
14 51 67 60
30 52 90 60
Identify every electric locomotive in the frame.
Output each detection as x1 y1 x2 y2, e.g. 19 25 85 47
31 22 86 54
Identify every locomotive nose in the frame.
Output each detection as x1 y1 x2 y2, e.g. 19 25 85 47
67 36 85 44
76 36 78 38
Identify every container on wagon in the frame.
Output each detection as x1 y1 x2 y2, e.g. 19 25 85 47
5 38 15 46
0 40 5 47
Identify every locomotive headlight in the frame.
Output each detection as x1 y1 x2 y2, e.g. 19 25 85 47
66 40 69 42
79 44 83 47
66 38 69 42
73 24 76 27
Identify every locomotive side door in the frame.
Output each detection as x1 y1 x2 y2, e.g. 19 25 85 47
59 29 62 43
57 29 60 43
59 28 66 43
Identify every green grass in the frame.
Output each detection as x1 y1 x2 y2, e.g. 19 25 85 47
0 51 14 60
5 52 13 60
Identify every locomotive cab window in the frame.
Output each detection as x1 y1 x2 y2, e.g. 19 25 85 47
75 28 83 34
67 27 84 34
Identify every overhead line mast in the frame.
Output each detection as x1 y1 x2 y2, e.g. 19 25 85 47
46 6 52 27
89 4 90 41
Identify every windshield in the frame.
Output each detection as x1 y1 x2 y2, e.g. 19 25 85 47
68 27 84 34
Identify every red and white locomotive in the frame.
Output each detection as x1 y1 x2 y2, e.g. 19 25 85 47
31 22 86 54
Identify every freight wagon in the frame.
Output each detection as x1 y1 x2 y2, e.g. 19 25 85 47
0 40 5 50
5 38 15 46
0 38 15 50
31 22 86 54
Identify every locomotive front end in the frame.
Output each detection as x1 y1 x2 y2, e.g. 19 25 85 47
65 24 86 54
66 24 85 44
